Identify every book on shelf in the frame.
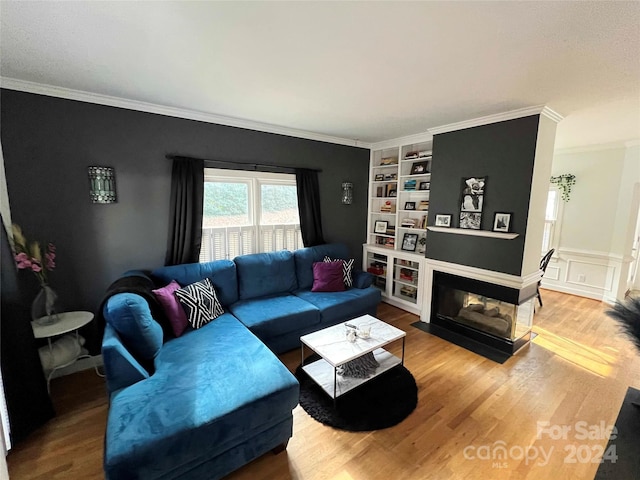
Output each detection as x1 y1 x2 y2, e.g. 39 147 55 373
400 285 417 298
401 218 417 228
380 157 398 166
417 200 429 211
380 200 396 213
403 179 417 190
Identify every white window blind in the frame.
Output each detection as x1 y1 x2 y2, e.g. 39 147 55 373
200 169 301 262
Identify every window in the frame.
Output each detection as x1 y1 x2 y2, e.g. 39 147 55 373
542 186 563 253
200 169 303 262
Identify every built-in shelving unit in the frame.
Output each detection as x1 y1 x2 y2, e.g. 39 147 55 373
365 137 433 315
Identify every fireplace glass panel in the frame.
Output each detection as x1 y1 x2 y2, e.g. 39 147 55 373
436 287 533 341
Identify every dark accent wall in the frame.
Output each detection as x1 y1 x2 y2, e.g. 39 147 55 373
426 115 540 275
1 89 370 318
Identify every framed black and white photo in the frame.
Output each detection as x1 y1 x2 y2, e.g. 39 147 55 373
410 161 429 175
374 173 384 181
493 213 512 232
388 189 397 197
404 201 416 210
401 233 419 252
460 177 486 214
460 212 482 230
374 220 389 234
435 214 452 227
419 181 430 190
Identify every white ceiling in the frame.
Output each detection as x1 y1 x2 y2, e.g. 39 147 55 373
1 1 639 149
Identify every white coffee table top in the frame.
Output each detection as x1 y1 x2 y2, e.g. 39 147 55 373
300 314 405 367
31 311 94 339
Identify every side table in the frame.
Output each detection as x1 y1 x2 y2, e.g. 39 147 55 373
31 311 100 393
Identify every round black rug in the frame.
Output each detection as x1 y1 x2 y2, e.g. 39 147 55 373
295 356 418 431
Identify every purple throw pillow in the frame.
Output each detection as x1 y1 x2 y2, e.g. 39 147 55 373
152 280 190 337
312 261 346 292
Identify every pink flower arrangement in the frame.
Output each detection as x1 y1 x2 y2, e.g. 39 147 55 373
12 224 56 287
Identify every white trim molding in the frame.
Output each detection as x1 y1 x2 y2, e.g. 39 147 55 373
369 131 434 152
427 226 519 239
554 140 640 156
0 77 368 149
428 105 563 136
541 248 633 303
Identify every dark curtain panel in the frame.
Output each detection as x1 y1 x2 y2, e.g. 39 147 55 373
296 169 325 247
0 223 54 445
164 157 204 265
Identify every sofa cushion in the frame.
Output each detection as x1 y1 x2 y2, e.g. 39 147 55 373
234 250 297 300
103 293 164 363
229 294 320 339
151 259 238 306
293 243 350 290
293 287 382 325
104 314 299 479
152 280 190 337
312 261 345 292
324 255 354 287
175 278 224 329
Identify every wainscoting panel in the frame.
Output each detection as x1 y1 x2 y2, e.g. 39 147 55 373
541 248 629 303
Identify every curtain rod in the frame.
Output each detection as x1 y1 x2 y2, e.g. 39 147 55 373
166 155 322 173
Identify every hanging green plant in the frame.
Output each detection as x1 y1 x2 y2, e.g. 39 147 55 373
550 174 576 202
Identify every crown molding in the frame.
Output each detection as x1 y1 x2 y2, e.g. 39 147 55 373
554 139 640 155
369 131 433 151
0 77 370 149
429 105 563 136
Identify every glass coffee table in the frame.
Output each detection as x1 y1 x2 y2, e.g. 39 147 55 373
300 314 406 404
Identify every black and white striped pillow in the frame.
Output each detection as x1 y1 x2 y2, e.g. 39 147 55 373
323 256 354 287
175 278 224 329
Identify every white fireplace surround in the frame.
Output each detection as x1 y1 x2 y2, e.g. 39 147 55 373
420 259 543 322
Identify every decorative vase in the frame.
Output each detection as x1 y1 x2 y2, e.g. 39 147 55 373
31 285 58 324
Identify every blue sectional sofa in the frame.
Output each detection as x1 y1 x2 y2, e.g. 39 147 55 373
102 243 380 480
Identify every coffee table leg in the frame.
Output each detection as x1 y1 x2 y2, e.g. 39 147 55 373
402 337 406 365
301 343 305 367
334 367 337 408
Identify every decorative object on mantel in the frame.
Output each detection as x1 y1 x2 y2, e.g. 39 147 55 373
460 177 486 229
435 214 452 227
88 166 117 203
550 174 576 201
11 224 58 324
493 212 512 233
341 181 353 205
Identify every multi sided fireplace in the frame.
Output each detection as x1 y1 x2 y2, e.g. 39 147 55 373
429 270 538 355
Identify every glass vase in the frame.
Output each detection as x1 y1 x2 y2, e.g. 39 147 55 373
31 285 59 325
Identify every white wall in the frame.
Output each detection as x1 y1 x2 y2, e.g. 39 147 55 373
542 142 640 302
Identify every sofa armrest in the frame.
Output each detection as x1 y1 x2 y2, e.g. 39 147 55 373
102 324 149 395
352 270 374 289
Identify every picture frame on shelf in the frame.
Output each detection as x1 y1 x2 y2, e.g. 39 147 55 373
384 173 397 180
435 214 452 227
460 212 482 230
401 233 419 252
493 212 512 232
419 181 430 190
374 220 389 234
374 173 384 181
460 177 486 213
410 161 429 175
404 201 416 210
389 189 397 197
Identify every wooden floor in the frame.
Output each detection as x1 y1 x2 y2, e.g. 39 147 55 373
8 290 640 480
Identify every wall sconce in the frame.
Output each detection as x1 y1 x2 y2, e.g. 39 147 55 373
88 166 117 203
341 182 353 205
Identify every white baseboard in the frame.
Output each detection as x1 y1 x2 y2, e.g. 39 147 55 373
540 282 605 302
